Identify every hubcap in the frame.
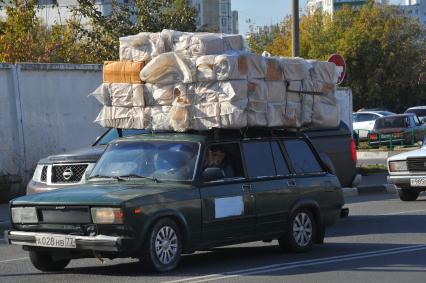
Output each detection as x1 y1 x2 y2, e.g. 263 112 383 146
292 212 313 247
154 226 178 265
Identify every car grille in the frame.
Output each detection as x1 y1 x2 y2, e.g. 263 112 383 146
41 166 48 182
407 158 426 172
38 206 91 224
51 164 89 183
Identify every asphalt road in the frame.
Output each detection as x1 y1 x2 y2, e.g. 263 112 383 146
1 193 426 283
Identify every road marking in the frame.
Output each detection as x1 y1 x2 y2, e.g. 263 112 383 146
0 257 27 263
164 245 426 283
379 209 426 216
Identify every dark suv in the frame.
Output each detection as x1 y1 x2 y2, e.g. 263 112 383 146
6 130 344 272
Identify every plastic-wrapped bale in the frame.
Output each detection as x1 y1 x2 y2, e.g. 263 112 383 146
173 32 245 57
190 82 219 104
282 92 303 128
103 61 144 84
90 83 145 107
170 95 191 132
264 57 284 81
150 106 173 131
265 81 287 127
213 53 247 81
190 103 220 130
279 58 310 92
144 83 186 106
119 32 164 62
195 55 217 82
140 52 194 85
310 92 339 128
218 80 248 128
95 106 150 129
245 53 266 80
247 80 268 127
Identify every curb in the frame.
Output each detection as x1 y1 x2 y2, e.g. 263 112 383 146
342 184 396 197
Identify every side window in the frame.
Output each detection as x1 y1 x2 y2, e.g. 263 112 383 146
271 141 290 176
352 114 358 122
242 141 276 178
203 143 244 180
283 140 323 174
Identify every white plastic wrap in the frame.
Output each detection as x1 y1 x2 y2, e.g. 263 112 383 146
90 83 145 107
246 53 266 80
170 95 191 132
283 92 303 128
219 99 248 129
214 53 247 81
119 32 164 62
150 106 173 130
218 80 248 102
140 52 194 84
143 83 184 106
190 103 220 130
95 106 150 129
247 80 268 126
279 57 310 81
311 92 339 128
196 55 216 82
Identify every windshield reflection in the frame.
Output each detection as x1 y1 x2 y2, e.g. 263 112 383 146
90 141 199 182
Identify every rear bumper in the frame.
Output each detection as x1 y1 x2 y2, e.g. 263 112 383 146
4 230 130 252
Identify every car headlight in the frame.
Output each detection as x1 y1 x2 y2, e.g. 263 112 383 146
11 207 38 224
91 207 123 224
32 165 47 183
389 160 407 172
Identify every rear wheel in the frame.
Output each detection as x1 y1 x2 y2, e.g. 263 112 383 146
279 208 316 253
398 188 419 201
140 218 182 272
29 250 70 272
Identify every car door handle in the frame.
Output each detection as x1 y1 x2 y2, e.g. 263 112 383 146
242 184 251 192
287 180 297 187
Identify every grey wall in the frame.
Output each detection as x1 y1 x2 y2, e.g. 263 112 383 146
0 63 104 198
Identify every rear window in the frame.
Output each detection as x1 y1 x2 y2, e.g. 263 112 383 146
283 140 323 174
374 117 407 129
405 109 426 117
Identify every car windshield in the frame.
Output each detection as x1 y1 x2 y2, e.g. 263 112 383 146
96 129 147 145
374 117 407 129
90 141 200 182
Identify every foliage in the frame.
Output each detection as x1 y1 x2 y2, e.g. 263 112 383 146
0 0 197 64
248 1 426 112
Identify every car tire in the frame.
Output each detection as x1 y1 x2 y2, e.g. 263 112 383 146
29 250 70 272
398 189 419 201
140 218 182 273
279 208 316 253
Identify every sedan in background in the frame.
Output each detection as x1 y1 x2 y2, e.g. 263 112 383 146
353 111 395 139
387 138 426 201
367 113 426 148
405 106 426 123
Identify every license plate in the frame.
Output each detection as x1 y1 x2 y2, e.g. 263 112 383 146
410 178 426 187
35 235 76 249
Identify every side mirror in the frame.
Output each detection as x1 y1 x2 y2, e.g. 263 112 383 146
94 135 102 144
202 167 225 182
421 118 426 124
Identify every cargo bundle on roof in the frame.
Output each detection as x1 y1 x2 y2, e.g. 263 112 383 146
90 29 341 132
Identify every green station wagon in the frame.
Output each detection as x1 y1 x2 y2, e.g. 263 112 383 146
5 130 344 272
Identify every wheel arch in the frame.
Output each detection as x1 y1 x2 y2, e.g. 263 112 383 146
289 198 325 244
137 209 193 254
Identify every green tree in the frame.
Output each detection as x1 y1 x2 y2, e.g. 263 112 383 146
247 2 426 112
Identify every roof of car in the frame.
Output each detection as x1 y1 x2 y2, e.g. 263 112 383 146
114 129 304 144
376 113 414 120
405 106 426 110
353 111 394 116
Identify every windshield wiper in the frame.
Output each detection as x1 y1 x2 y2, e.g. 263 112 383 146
88 175 125 181
117 174 159 183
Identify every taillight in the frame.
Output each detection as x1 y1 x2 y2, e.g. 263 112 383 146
351 139 357 163
369 133 378 140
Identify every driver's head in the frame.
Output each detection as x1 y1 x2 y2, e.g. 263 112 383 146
205 146 226 167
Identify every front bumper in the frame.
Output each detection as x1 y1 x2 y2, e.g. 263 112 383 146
388 175 426 190
4 230 130 252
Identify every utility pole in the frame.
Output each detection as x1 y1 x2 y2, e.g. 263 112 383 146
292 0 300 57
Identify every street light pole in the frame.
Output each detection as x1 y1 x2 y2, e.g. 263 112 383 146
292 0 300 57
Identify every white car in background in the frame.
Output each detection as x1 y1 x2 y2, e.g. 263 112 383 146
405 106 426 123
387 138 426 201
353 111 395 139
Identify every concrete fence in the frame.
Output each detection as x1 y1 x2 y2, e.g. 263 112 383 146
0 63 104 200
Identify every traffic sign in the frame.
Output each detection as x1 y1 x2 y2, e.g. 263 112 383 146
328 53 346 84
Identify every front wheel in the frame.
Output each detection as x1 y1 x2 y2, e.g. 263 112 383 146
29 250 70 272
140 218 182 272
279 209 316 253
398 188 419 201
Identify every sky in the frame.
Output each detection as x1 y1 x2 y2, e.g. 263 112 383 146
231 0 407 35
